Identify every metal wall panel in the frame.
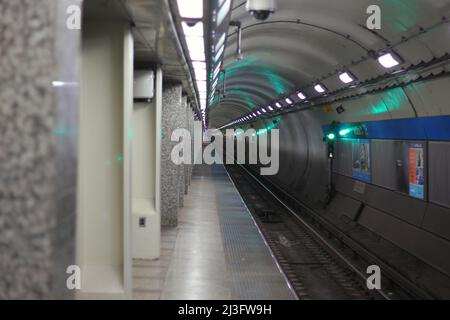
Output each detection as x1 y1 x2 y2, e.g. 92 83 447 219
371 140 409 193
429 141 450 208
334 139 353 177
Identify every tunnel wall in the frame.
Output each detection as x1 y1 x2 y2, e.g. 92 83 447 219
248 74 450 279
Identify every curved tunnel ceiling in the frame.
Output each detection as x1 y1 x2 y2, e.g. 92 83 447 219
208 0 450 128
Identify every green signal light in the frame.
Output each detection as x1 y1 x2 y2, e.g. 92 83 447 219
327 133 336 140
339 128 351 136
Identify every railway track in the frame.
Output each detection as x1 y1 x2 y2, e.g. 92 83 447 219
225 164 432 300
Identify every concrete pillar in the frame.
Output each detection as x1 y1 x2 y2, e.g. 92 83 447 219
161 84 182 226
0 0 81 299
76 19 133 299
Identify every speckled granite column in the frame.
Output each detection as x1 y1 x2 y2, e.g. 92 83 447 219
160 84 182 226
0 0 81 299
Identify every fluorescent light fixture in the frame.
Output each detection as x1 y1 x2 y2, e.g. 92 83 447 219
378 52 401 69
197 80 207 92
276 102 282 109
257 111 262 115
217 0 231 26
182 21 203 37
261 108 267 113
195 70 206 81
297 92 306 100
314 84 326 93
177 0 203 19
268 106 274 111
215 33 226 53
339 72 355 84
192 61 206 71
213 63 221 79
186 36 204 55
252 113 257 117
214 45 225 62
52 81 78 87
211 77 219 90
52 81 65 87
189 49 205 61
285 97 293 105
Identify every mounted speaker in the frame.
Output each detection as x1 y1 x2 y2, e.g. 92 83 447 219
133 70 154 103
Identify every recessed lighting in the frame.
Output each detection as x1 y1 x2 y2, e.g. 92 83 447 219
297 92 306 100
339 72 355 84
276 102 282 109
261 108 267 113
285 97 293 105
314 84 326 93
268 106 274 111
378 52 401 69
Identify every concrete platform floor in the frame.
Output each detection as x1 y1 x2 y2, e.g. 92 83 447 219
133 164 296 300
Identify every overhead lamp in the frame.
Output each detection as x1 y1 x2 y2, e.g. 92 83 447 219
252 113 257 117
285 97 293 105
275 102 282 109
214 45 225 62
267 106 274 111
197 80 207 92
211 77 219 90
377 52 402 69
182 21 203 37
195 70 206 81
314 84 326 93
339 71 355 84
257 111 262 115
177 0 203 19
217 0 231 26
297 92 306 100
215 33 226 53
213 63 221 80
186 36 205 55
261 108 267 113
189 49 206 61
193 61 206 71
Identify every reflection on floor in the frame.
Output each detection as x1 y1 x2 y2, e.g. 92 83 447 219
132 164 296 300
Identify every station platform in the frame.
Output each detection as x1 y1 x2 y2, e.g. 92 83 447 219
132 164 296 300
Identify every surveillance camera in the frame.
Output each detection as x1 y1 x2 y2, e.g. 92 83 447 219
246 0 276 21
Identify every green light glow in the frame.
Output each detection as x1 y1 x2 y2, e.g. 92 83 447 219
327 133 336 140
224 56 289 96
382 0 419 33
339 128 351 136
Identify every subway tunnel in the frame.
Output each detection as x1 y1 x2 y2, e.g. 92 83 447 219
1 0 450 302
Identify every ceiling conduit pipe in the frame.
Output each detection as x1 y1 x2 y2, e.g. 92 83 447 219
230 21 244 60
